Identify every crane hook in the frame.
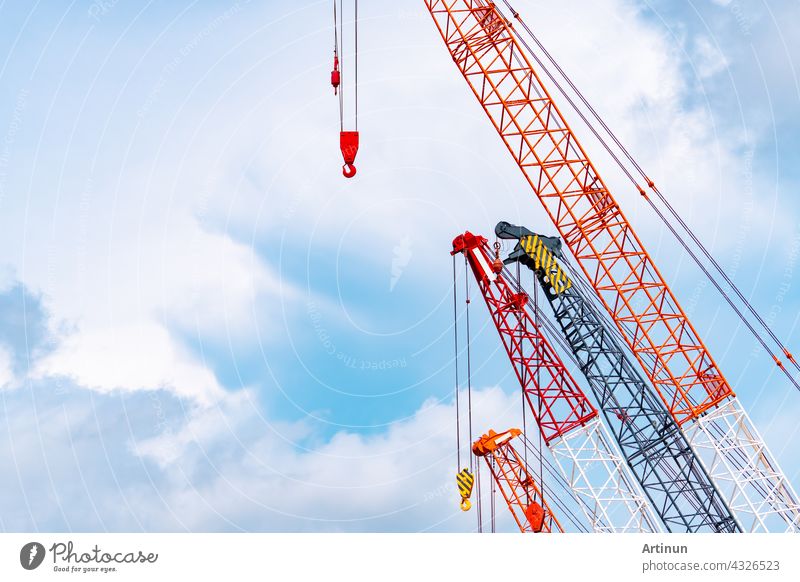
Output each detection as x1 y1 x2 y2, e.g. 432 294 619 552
340 131 359 179
456 468 474 512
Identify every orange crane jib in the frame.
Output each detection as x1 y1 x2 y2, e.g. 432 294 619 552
472 429 563 533
472 428 522 456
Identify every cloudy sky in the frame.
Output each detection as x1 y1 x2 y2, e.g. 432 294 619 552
0 0 798 532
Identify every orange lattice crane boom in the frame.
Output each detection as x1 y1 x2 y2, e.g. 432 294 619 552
473 428 563 533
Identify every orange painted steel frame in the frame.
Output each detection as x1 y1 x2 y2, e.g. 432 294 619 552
426 0 732 426
473 429 563 533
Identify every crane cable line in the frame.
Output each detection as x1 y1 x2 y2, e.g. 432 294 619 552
490 457 496 533
517 260 531 511
333 0 344 130
453 255 481 524
462 256 482 531
531 264 546 515
519 435 591 532
508 250 546 516
452 255 462 472
464 254 475 476
333 0 359 130
499 0 800 391
354 0 359 131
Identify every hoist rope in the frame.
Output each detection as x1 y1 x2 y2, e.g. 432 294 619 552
512 253 547 511
354 0 359 131
499 0 800 391
498 252 588 531
335 0 344 131
532 270 545 511
332 0 338 57
515 259 530 508
476 455 483 532
464 254 475 474
490 457 496 533
643 198 800 391
652 187 800 377
453 255 462 471
519 435 590 532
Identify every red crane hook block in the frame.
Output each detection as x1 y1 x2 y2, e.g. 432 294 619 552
331 55 340 95
340 131 359 178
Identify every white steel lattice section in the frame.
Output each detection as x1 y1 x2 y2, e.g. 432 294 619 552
549 417 660 533
684 400 800 532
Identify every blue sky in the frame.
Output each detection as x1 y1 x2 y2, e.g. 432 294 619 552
0 0 798 532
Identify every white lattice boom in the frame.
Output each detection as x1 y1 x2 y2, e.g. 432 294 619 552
684 400 800 532
550 417 660 532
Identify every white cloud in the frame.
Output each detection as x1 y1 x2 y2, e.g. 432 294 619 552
130 385 528 531
132 387 259 465
33 322 224 405
0 383 533 531
15 208 292 405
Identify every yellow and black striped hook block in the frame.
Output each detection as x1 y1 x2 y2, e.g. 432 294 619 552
456 468 475 511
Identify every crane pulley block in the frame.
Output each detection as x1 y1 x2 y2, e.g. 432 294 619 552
456 468 474 511
331 55 341 94
525 502 545 533
340 131 359 178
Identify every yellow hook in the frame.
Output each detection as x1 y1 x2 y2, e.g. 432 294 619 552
456 468 475 512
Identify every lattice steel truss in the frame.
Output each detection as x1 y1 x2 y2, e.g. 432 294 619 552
498 222 739 532
473 428 563 533
453 232 660 532
427 0 800 531
684 401 800 532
